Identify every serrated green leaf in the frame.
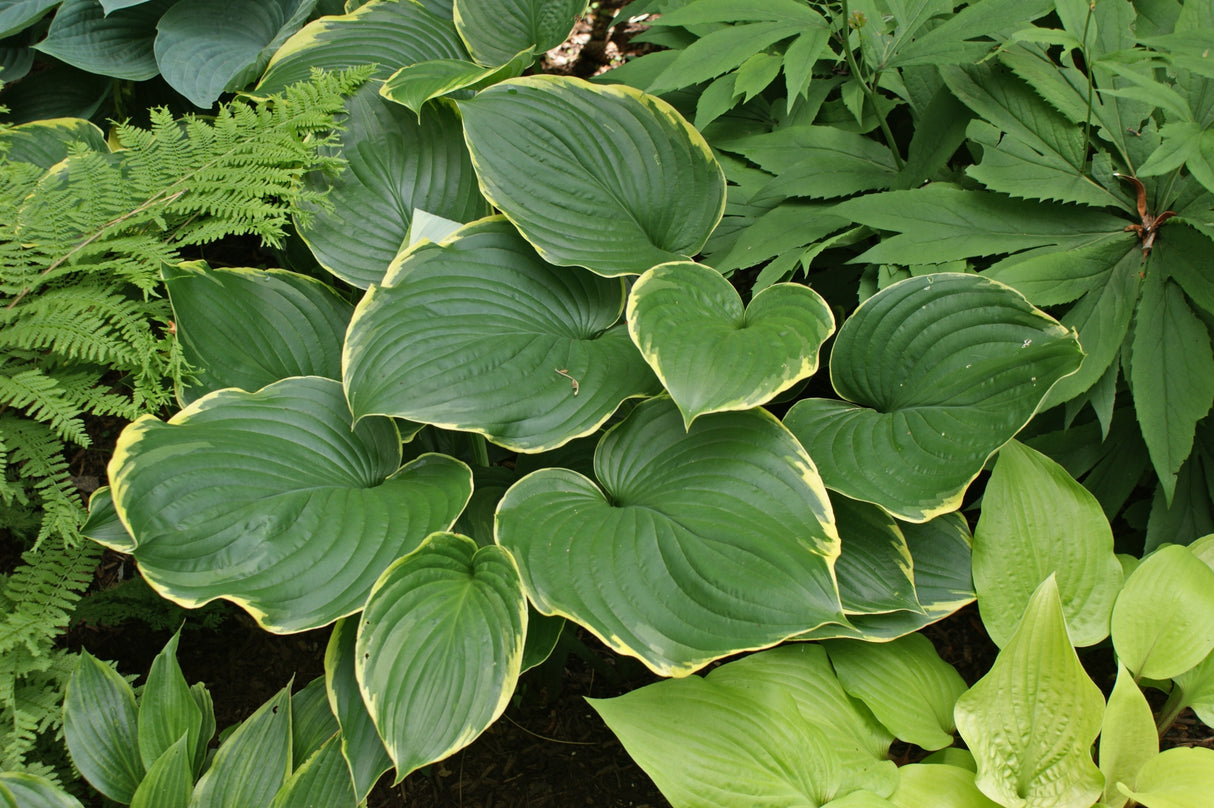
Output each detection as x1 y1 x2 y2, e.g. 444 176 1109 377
454 0 583 66
1099 664 1158 808
344 217 660 452
973 440 1123 647
496 397 844 676
108 377 473 633
784 273 1084 522
826 633 967 751
33 0 172 80
357 533 526 779
646 21 800 95
324 618 392 803
63 651 144 803
955 576 1106 808
889 0 1055 67
154 0 316 108
188 686 291 808
138 630 203 770
1110 544 1214 680
256 0 467 95
458 75 725 276
627 261 833 426
164 262 353 404
297 83 488 288
130 735 192 808
1131 273 1214 502
1120 747 1214 808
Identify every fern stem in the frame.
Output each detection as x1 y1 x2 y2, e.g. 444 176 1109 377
839 0 904 170
1080 1 1096 162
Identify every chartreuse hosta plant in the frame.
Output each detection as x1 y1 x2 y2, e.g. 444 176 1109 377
592 446 1214 808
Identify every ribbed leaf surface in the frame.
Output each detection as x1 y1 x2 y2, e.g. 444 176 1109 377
324 619 392 802
784 273 1083 522
356 533 526 779
459 75 725 276
454 0 583 65
109 376 472 632
188 687 291 808
269 734 358 808
496 398 844 676
34 0 171 80
63 652 143 804
345 218 660 451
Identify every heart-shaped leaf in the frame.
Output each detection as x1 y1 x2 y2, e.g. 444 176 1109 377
255 0 467 95
345 217 661 452
458 75 726 276
154 0 316 108
1119 747 1214 808
496 397 844 676
887 765 1002 808
784 273 1083 522
164 262 353 403
826 494 920 616
627 261 834 426
108 376 472 632
297 83 488 288
974 440 1123 648
454 0 583 66
356 532 526 779
0 0 60 41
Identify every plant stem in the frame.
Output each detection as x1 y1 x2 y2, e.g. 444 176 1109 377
839 0 905 170
468 433 490 467
1155 685 1187 736
1080 1 1096 161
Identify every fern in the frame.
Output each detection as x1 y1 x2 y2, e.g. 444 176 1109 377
0 67 370 547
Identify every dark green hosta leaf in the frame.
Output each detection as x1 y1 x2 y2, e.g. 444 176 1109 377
827 495 919 616
108 376 472 632
973 441 1123 648
190 686 291 808
0 61 111 124
137 630 203 771
458 75 725 276
297 83 488 288
496 397 844 676
627 261 834 426
955 577 1105 808
784 273 1083 522
590 645 896 806
357 532 526 778
0 0 60 40
345 218 660 452
63 651 144 803
255 0 467 95
34 0 173 80
154 0 316 108
379 49 532 116
163 262 353 403
0 774 84 808
454 0 583 66
324 618 392 803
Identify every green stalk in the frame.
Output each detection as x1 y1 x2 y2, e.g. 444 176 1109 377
839 0 905 170
1155 685 1187 736
1080 1 1096 161
468 433 489 467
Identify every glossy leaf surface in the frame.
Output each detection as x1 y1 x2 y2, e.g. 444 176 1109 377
63 651 144 804
188 686 291 808
454 0 583 65
325 619 392 802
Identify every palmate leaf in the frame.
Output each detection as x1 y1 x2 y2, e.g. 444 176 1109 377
496 398 844 676
344 217 660 452
108 376 473 633
458 75 725 276
453 0 583 66
784 273 1083 522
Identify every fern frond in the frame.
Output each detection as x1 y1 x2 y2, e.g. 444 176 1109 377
0 540 101 659
0 368 90 447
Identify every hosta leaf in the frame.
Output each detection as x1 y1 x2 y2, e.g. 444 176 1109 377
496 397 844 676
1120 747 1214 808
0 0 60 40
163 262 354 404
784 273 1083 522
154 0 316 108
973 440 1123 648
83 486 135 553
0 774 84 808
290 676 339 768
63 651 143 803
297 83 488 288
256 0 467 95
269 733 358 808
834 186 1129 266
888 764 1002 808
379 49 533 116
954 577 1106 808
826 633 967 751
627 261 834 426
189 686 291 808
1174 649 1214 727
33 0 172 80
108 376 473 633
0 117 108 168
1099 665 1158 808
130 735 192 808
1130 273 1214 503
1110 544 1214 680
137 630 203 771
590 645 896 807
454 0 583 66
458 75 725 276
324 618 392 802
828 495 919 615
345 217 659 451
356 532 526 779
0 61 111 124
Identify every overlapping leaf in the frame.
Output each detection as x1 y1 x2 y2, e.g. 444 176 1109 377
454 0 582 66
324 619 392 802
33 0 172 80
108 376 472 632
458 75 725 276
344 217 660 451
627 261 833 426
784 273 1083 522
496 397 844 676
